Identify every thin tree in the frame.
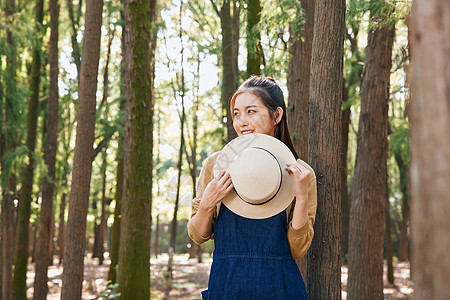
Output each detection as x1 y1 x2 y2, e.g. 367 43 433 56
167 2 186 294
67 0 82 77
341 16 364 259
347 5 395 298
33 0 60 298
409 0 450 297
246 0 263 76
306 0 345 298
287 0 315 282
1 0 19 298
60 0 103 297
12 0 44 297
210 0 238 142
117 0 154 296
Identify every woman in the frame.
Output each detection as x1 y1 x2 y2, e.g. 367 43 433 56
188 76 317 299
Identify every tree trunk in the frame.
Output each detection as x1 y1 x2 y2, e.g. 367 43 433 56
117 0 154 296
12 0 44 297
1 0 18 298
395 149 409 261
288 0 314 160
167 3 186 295
107 148 123 283
220 0 237 142
33 0 60 298
341 97 351 261
57 187 66 265
287 0 315 283
246 0 262 77
306 0 344 298
60 0 103 298
154 214 160 257
107 6 127 283
67 0 81 77
409 0 450 298
384 189 394 284
342 21 363 261
98 150 107 265
232 0 240 84
347 17 395 299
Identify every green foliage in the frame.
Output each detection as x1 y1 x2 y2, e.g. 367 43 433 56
347 0 411 30
100 281 121 299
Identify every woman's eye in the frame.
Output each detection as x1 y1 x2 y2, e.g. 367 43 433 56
234 112 239 116
248 109 255 114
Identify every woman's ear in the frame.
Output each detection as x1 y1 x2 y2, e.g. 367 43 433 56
274 107 283 125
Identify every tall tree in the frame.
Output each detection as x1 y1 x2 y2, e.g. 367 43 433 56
1 0 19 298
107 8 127 281
167 2 186 294
246 0 263 76
60 0 103 297
117 0 154 296
306 0 345 298
288 0 314 160
12 0 44 297
210 0 238 142
33 0 60 298
67 0 82 76
347 7 395 298
409 0 450 298
287 0 315 282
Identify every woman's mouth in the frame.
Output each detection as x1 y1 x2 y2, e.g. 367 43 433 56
241 130 254 135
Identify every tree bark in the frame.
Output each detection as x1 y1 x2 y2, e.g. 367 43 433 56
67 0 82 77
395 149 409 261
60 0 103 298
409 0 450 298
107 6 127 283
1 0 18 298
12 0 44 297
246 0 262 77
167 3 186 294
33 0 60 298
347 17 395 299
341 96 351 260
288 0 314 160
287 0 315 283
117 0 154 296
306 0 344 298
220 0 237 142
384 189 394 284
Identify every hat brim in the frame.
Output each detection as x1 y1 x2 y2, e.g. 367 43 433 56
213 133 296 219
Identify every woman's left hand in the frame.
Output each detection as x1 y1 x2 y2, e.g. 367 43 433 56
285 161 311 200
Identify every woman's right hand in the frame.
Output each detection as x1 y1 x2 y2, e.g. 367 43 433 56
199 170 234 215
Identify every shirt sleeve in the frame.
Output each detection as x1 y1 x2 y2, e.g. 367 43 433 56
187 152 220 245
287 159 317 259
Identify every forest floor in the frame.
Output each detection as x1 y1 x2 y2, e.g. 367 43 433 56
25 254 413 299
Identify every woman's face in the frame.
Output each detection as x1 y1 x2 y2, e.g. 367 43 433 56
232 92 280 137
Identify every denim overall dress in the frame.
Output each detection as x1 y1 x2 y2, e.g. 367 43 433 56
201 204 308 300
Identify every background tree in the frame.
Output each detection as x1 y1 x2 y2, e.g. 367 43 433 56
12 0 44 297
33 0 60 297
306 0 345 299
287 0 314 282
246 0 263 76
60 0 103 297
117 0 154 296
409 0 450 297
347 2 395 297
1 0 19 298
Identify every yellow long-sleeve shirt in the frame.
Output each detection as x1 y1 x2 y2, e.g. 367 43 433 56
187 151 317 259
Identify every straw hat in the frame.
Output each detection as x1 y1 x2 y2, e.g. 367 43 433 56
213 133 296 219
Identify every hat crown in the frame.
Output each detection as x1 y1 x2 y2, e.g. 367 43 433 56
229 147 281 205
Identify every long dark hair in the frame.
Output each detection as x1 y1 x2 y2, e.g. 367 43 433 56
230 76 299 159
